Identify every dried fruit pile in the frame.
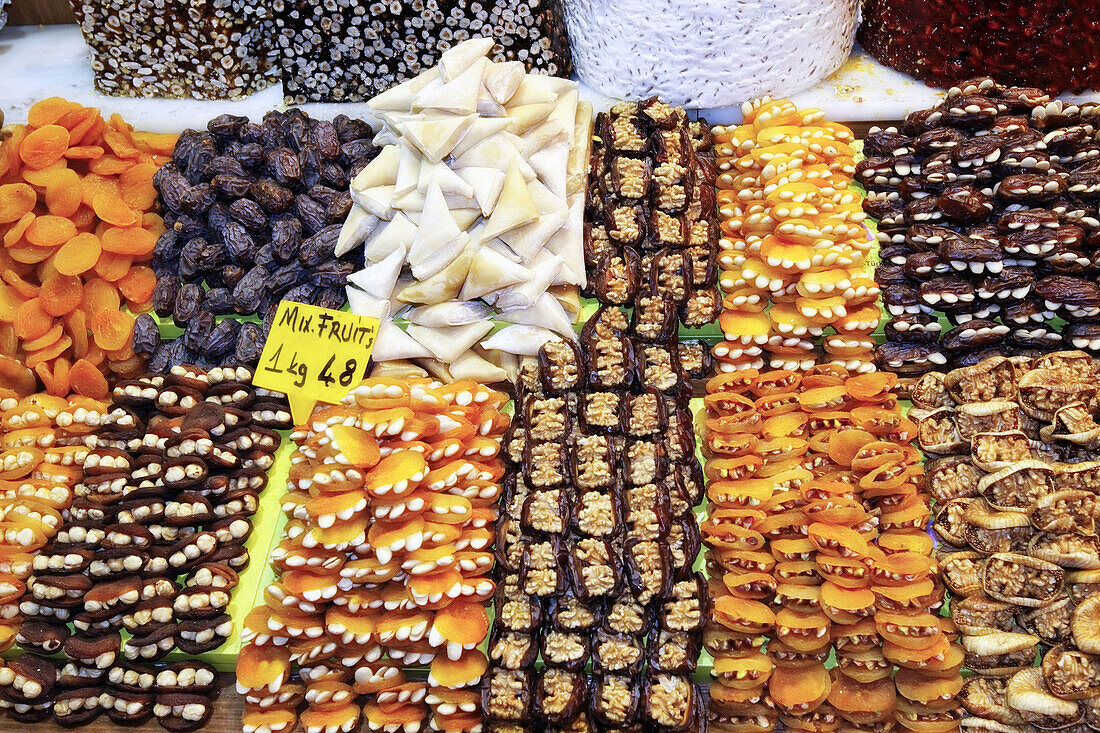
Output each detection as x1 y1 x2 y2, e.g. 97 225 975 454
584 98 721 330
237 378 507 733
340 38 591 383
0 97 176 397
8 365 287 728
861 80 1100 378
486 328 709 728
859 0 1100 94
271 0 573 104
701 367 963 733
917 351 1100 727
150 110 378 371
712 99 877 374
0 392 107 659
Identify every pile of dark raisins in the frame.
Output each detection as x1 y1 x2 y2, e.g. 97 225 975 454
145 110 378 372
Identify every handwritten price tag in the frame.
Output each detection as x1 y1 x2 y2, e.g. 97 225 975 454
254 301 379 424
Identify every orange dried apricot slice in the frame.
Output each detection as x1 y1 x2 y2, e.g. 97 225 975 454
91 191 138 227
54 233 101 276
27 98 81 128
44 168 83 219
19 125 70 170
80 278 120 316
93 251 132 282
116 266 156 306
0 184 37 224
68 359 108 399
24 215 76 249
118 162 158 210
89 310 132 351
39 274 82 317
13 299 52 341
100 225 155 257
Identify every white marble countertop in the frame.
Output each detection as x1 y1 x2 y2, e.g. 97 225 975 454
3 24 1098 132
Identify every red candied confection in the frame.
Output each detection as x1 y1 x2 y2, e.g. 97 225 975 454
859 0 1100 94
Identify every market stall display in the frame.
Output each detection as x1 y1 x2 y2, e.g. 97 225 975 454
149 110 378 372
67 0 278 99
237 378 507 733
861 80 1100 378
859 0 1100 94
272 4 573 104
8 7 1100 731
712 100 877 373
916 351 1100 731
563 0 858 108
0 97 177 396
338 37 591 382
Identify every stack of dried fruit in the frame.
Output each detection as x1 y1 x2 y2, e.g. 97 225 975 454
861 79 1100 377
487 329 708 729
149 109 378 371
339 38 592 383
583 98 721 330
711 98 876 374
0 97 175 396
0 392 106 658
238 378 507 733
701 367 962 733
9 365 287 728
917 351 1100 728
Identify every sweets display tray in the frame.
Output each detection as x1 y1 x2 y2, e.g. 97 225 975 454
6 24 1100 132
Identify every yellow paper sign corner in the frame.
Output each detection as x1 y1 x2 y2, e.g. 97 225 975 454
253 301 379 423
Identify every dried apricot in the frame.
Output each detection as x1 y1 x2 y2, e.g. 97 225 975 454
118 163 158 211
117 266 156 306
26 97 81 128
0 184 36 224
54 233 101 277
73 115 105 148
24 216 76 249
44 169 82 218
0 356 35 397
100 226 155 257
2 212 35 247
68 358 108 399
63 146 105 160
65 310 88 359
25 335 72 370
19 125 70 170
93 252 132 282
131 131 178 157
39 274 82 317
22 322 64 352
91 191 138 227
102 128 139 160
90 310 132 351
88 155 134 177
80 279 120 315
13 299 52 341
6 244 54 265
0 285 24 322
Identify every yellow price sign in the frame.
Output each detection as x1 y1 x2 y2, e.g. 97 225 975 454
253 301 379 424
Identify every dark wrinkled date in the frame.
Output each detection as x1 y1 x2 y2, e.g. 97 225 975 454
152 109 378 370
